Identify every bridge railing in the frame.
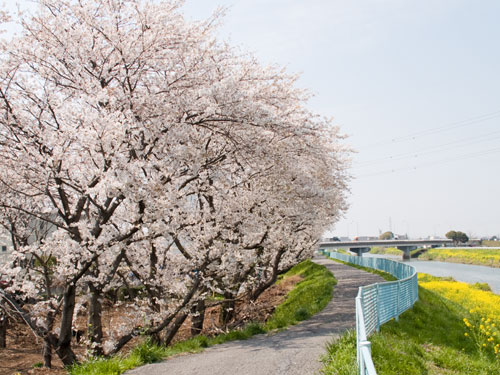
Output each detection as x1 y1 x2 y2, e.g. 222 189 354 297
321 250 418 375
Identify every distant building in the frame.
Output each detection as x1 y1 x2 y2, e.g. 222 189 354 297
0 228 13 265
0 218 56 266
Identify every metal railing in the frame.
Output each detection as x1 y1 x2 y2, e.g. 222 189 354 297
322 251 418 375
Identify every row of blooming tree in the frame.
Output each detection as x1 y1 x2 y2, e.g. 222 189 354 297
0 0 349 368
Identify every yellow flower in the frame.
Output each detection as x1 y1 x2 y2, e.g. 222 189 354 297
464 333 468 336
420 275 500 324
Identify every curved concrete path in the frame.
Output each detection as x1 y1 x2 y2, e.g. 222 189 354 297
127 257 383 375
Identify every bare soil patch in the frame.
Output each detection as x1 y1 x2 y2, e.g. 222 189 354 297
0 275 302 375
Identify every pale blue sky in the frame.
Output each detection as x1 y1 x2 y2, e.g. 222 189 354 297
4 1 500 238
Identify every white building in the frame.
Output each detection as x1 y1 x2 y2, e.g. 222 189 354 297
0 228 13 265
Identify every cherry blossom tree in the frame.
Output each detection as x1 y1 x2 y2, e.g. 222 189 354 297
0 0 349 367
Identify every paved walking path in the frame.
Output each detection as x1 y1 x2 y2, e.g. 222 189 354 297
127 257 383 375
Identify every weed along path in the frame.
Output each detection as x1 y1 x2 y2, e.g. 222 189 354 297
127 257 383 375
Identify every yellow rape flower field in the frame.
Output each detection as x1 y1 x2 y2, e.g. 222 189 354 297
419 248 500 267
419 273 500 323
419 273 500 359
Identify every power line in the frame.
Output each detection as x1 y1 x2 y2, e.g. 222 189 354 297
356 146 500 178
354 129 500 168
360 109 500 150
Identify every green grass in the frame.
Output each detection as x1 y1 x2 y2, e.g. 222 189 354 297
321 277 499 375
369 247 402 256
418 248 500 267
69 259 336 375
69 339 169 375
320 330 357 375
334 248 350 255
266 259 337 329
369 247 426 258
482 240 500 247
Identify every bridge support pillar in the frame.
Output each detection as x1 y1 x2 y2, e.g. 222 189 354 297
350 247 371 256
402 248 411 260
397 246 417 260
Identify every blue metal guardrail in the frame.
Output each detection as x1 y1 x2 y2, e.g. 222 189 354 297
320 250 418 375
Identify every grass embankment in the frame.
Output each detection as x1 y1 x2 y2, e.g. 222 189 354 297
419 248 500 267
369 247 402 256
321 272 500 375
482 240 500 247
70 259 336 375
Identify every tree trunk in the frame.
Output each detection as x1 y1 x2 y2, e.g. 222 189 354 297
220 292 235 326
251 248 287 301
42 338 52 368
88 284 104 356
163 313 188 346
0 308 7 348
190 299 205 336
55 285 78 366
107 275 202 355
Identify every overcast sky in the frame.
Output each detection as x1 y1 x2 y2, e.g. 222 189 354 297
4 1 500 239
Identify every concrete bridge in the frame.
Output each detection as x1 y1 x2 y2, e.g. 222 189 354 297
318 239 453 260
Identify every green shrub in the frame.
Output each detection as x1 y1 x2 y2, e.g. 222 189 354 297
294 307 311 321
128 338 166 364
471 282 492 292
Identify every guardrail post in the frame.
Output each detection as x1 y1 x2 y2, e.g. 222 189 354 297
359 340 377 375
415 276 419 302
395 281 400 321
356 295 361 369
376 283 380 332
359 340 371 375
